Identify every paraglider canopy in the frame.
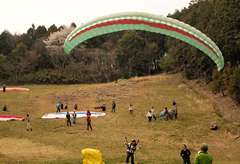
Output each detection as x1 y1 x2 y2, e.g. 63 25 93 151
64 12 224 71
81 148 105 164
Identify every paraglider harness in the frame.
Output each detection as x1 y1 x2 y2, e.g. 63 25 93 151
126 137 139 153
209 125 218 130
128 143 137 152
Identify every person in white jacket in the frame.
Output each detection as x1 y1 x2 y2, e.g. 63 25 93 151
129 104 133 115
150 107 156 120
146 110 153 122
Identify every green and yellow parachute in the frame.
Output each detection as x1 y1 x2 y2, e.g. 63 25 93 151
64 12 224 71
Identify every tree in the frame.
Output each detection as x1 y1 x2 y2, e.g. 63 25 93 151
142 42 158 75
0 30 13 55
2 51 39 83
7 42 27 62
115 30 146 78
228 65 240 103
207 0 240 65
211 67 226 96
47 24 58 36
44 26 75 72
35 25 47 39
70 22 77 28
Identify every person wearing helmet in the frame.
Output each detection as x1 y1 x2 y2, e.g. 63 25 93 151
124 137 142 164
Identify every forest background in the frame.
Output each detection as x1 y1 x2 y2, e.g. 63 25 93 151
0 0 240 103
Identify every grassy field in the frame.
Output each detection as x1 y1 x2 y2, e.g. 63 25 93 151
0 74 239 164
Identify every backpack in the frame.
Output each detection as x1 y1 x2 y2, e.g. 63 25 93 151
210 125 218 130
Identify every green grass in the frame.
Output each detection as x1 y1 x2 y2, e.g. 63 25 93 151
0 74 239 164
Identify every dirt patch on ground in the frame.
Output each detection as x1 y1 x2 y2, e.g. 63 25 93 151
0 138 69 162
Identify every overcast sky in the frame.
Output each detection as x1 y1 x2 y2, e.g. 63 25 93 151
0 0 191 34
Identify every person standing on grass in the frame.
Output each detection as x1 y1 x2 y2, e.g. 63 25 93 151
111 100 116 113
60 103 63 109
86 110 91 117
129 104 133 115
150 107 156 120
66 111 71 126
180 144 191 164
72 110 77 125
56 102 61 113
87 115 92 130
164 107 169 121
174 106 178 119
194 143 212 164
146 110 153 122
124 137 142 164
26 114 32 131
3 84 6 92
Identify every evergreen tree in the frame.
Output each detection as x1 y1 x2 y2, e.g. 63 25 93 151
207 0 240 64
211 67 226 96
228 65 240 103
115 30 146 78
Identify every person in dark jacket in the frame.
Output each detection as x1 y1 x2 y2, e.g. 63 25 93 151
66 111 71 126
3 84 6 92
65 103 68 109
111 101 116 113
3 105 7 112
180 144 191 164
124 137 142 164
101 104 106 112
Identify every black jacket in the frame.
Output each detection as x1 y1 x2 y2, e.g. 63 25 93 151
180 149 191 160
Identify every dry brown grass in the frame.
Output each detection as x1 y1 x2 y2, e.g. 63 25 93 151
0 74 239 164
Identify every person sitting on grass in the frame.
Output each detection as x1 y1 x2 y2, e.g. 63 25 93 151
172 100 176 106
74 104 78 110
3 105 7 112
101 104 106 112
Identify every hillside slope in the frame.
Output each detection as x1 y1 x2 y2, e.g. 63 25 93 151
0 74 239 164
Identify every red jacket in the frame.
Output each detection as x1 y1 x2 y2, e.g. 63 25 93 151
87 116 91 123
165 109 169 115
